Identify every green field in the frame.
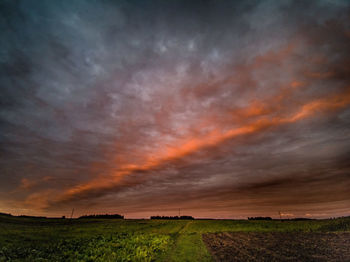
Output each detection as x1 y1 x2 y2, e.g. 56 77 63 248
0 214 349 261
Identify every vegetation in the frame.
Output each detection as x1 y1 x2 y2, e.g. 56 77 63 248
78 214 124 219
0 213 349 261
150 216 194 220
247 216 272 220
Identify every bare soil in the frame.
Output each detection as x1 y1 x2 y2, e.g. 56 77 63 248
202 232 350 262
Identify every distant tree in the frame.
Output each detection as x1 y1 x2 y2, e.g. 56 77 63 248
150 215 194 220
18 215 47 219
0 212 12 217
248 217 272 220
290 218 313 221
78 214 124 219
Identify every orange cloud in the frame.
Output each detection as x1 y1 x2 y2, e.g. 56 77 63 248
52 88 350 205
19 178 35 190
288 90 350 122
19 176 54 190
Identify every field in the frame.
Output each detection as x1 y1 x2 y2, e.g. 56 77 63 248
0 214 349 261
203 232 350 261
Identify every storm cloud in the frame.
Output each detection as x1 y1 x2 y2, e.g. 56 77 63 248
0 0 349 218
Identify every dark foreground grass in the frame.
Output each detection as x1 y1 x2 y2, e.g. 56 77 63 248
0 214 349 261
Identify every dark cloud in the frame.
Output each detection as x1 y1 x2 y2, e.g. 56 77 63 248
0 0 349 218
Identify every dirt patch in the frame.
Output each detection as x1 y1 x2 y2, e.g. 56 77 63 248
202 232 350 262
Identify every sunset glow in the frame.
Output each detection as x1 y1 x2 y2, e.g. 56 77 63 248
1 0 349 219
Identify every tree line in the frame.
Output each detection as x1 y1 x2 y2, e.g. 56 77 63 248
150 216 194 220
78 214 124 219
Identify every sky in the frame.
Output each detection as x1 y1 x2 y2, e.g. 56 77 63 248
0 0 350 219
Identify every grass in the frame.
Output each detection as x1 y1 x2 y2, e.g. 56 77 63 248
166 233 212 262
0 214 349 261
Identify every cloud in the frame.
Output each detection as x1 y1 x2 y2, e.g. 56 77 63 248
0 0 349 218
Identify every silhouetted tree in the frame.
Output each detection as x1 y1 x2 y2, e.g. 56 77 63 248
248 217 272 220
150 215 194 220
78 214 124 219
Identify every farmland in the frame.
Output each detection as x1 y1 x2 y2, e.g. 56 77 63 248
0 214 349 261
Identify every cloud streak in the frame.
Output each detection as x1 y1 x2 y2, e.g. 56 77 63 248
53 86 350 207
0 0 349 218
